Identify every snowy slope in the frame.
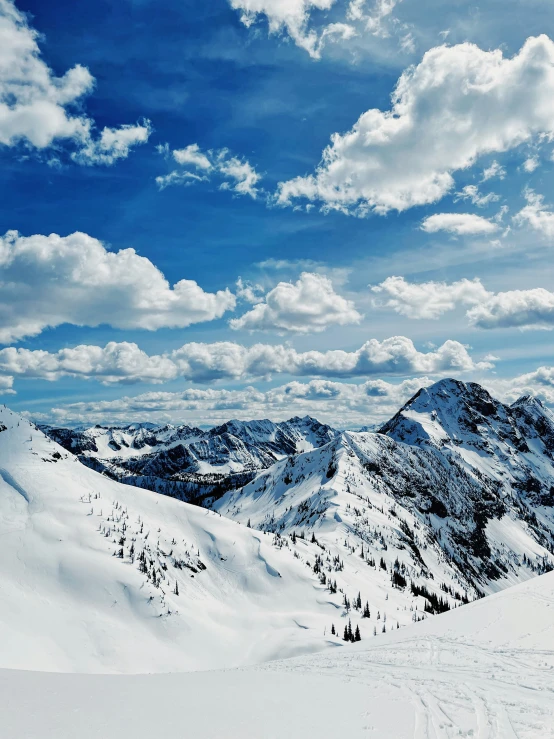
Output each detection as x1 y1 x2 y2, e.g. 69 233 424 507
0 407 358 673
381 378 554 505
2 570 554 738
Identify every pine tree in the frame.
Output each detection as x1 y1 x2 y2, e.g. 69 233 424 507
331 624 336 636
174 581 179 596
356 591 362 610
354 625 361 642
343 624 349 641
362 601 370 618
347 619 354 642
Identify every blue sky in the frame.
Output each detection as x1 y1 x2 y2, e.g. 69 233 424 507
1 0 554 427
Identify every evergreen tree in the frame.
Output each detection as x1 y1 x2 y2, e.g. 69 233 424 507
354 625 361 642
174 581 179 596
362 601 370 618
331 624 336 636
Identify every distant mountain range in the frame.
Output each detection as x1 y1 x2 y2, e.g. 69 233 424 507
41 416 340 503
2 377 550 673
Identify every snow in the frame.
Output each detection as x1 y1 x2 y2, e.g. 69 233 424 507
2 570 554 738
3 378 554 735
0 407 351 673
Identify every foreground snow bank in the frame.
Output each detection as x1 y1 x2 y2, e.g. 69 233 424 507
2 571 554 738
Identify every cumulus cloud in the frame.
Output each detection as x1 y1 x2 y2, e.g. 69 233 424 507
0 0 150 163
372 275 554 331
235 277 265 304
420 213 500 235
277 36 554 215
513 188 554 239
40 376 433 427
486 366 554 407
0 375 14 394
371 276 490 319
228 0 355 59
156 143 261 198
230 272 361 333
0 230 235 343
0 336 490 389
468 288 554 330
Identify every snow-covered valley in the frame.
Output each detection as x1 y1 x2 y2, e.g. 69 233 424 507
3 378 554 736
2 570 554 738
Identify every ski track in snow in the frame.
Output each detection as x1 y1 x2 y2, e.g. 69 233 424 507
2 572 554 738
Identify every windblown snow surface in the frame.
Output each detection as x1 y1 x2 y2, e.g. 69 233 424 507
2 571 554 738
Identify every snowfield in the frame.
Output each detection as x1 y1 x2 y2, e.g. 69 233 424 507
0 406 347 673
2 570 554 738
3 378 554 737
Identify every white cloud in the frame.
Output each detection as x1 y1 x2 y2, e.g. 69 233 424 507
481 160 506 182
468 288 554 330
513 188 554 239
347 0 401 37
0 0 150 163
0 375 14 394
0 230 235 343
157 143 262 199
486 366 554 407
365 0 401 36
277 36 554 215
455 185 500 208
372 275 554 331
523 156 540 173
228 0 355 59
73 122 152 166
172 144 213 170
218 156 261 198
229 272 362 333
421 213 499 235
0 336 490 388
235 278 265 304
371 276 490 319
40 376 434 427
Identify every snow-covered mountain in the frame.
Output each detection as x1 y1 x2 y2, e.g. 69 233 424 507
10 377 554 676
0 408 367 673
215 378 554 602
42 416 339 503
3 569 554 737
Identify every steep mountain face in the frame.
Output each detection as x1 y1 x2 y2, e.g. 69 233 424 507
42 416 340 503
215 379 554 604
380 379 554 506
